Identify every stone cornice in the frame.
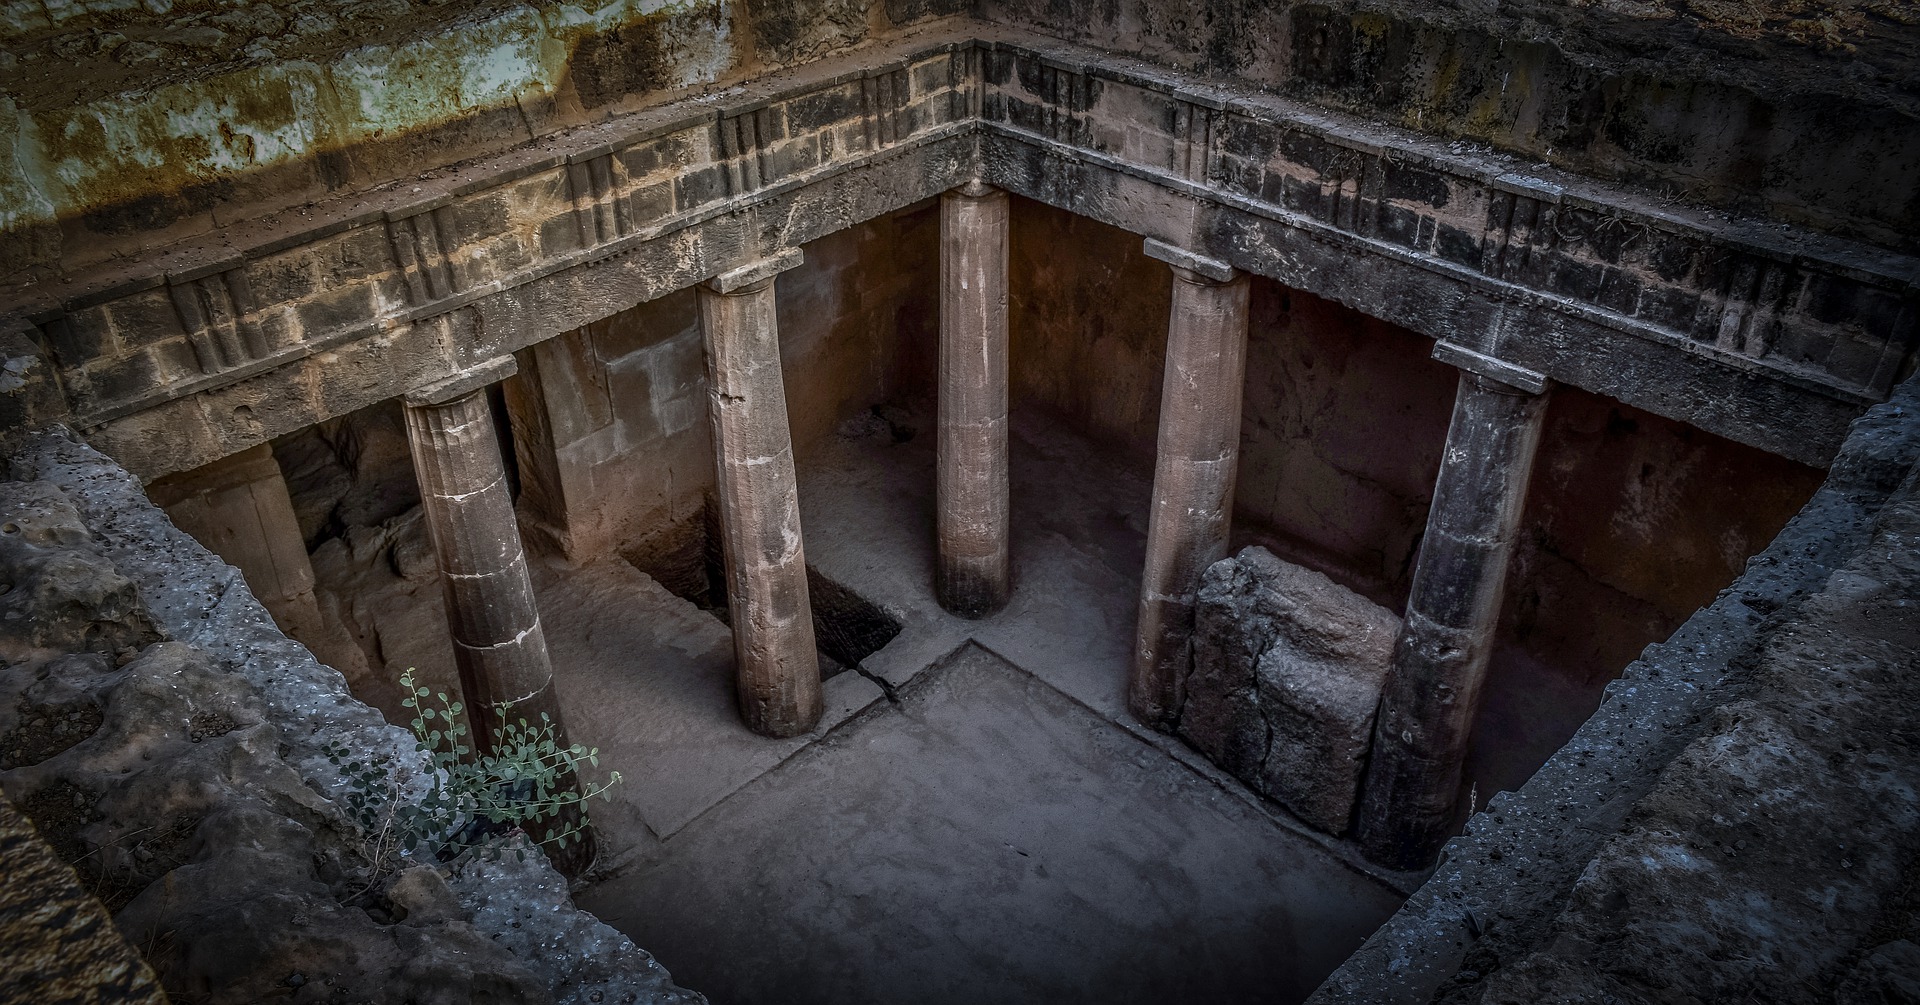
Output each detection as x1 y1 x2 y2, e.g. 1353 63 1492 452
3 25 1913 477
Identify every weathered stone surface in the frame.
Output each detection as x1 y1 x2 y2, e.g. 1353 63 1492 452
0 324 64 462
1357 369 1550 869
0 779 166 1005
0 480 160 660
404 366 591 874
971 43 1907 467
145 443 324 644
1469 438 1920 1003
978 0 1920 251
3 426 702 1005
936 184 1012 617
403 368 567 731
1182 546 1398 835
698 260 824 738
1834 941 1920 1005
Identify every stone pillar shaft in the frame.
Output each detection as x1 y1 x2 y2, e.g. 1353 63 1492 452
1129 242 1251 730
1357 353 1550 870
937 183 1012 617
403 361 565 738
699 252 824 739
147 442 321 641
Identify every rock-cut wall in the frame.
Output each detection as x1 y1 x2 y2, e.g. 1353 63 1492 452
0 426 705 1005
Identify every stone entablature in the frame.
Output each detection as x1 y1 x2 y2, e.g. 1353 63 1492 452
3 27 1914 478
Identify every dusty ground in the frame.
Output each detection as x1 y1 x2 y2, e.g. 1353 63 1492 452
579 643 1400 1005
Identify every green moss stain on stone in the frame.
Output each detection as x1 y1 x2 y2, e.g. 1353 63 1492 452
329 7 557 139
36 61 332 216
0 0 734 254
0 96 57 234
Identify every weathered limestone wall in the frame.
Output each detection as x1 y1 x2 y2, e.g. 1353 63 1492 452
1008 198 1823 786
1235 280 1460 600
1008 196 1174 465
1506 389 1827 681
979 0 1920 250
776 200 940 455
488 204 937 564
0 0 969 276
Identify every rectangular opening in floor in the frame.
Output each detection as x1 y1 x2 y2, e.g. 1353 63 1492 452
622 499 903 680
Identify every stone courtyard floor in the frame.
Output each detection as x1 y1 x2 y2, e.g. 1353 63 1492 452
311 411 1415 1002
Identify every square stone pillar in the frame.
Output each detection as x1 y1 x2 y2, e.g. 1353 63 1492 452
937 181 1013 617
1128 239 1252 731
1356 343 1551 870
146 443 322 642
699 250 825 739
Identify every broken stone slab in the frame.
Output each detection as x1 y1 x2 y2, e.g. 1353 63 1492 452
1181 546 1399 836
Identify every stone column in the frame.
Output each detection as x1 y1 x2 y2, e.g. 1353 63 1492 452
146 443 322 641
937 181 1012 617
405 357 592 874
1128 239 1252 731
1356 344 1551 870
699 250 824 739
403 356 569 741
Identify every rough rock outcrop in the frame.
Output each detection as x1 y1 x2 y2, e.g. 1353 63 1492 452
1467 472 1920 1004
1181 546 1399 835
0 778 166 1005
0 427 704 1005
0 480 159 660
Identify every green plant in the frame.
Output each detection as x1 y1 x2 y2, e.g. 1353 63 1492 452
325 668 619 875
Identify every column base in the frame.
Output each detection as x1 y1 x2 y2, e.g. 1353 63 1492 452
936 561 1010 619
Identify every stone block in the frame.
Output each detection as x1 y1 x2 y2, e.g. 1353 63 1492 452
76 349 161 411
101 289 186 353
1180 546 1399 835
39 312 110 365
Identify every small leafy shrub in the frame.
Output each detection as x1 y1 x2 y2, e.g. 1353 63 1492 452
325 668 619 872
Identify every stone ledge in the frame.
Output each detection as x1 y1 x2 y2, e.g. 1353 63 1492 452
707 248 807 294
1142 238 1236 283
405 355 520 407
